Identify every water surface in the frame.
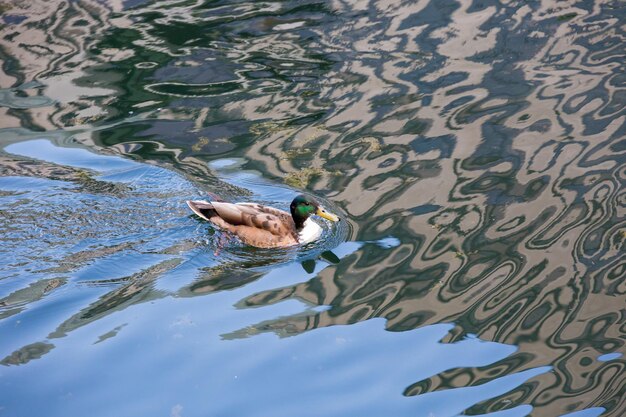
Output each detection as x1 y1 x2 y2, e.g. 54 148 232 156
0 0 624 416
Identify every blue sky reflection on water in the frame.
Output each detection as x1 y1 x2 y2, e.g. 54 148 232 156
3 308 520 417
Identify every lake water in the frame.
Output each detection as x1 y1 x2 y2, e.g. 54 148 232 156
0 1 624 416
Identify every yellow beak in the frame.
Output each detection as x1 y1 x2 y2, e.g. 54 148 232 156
316 207 340 222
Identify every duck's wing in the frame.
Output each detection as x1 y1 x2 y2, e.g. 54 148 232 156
187 200 299 247
209 202 290 234
235 203 288 217
215 202 300 245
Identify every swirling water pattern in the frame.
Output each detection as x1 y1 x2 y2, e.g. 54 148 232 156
0 0 624 416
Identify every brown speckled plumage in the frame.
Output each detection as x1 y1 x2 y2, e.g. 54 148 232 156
187 200 300 248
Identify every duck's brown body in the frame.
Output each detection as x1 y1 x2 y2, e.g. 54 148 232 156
187 200 300 248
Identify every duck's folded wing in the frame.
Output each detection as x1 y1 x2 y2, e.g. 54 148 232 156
236 203 289 218
210 202 291 236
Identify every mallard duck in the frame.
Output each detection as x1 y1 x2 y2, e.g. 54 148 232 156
186 194 340 248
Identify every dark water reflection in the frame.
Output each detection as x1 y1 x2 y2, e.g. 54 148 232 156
1 0 625 416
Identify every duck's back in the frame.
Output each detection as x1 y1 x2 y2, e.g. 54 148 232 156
187 200 300 248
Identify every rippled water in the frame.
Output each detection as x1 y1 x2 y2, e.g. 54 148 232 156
1 0 624 416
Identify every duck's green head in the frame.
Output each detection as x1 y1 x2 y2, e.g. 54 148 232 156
290 194 340 229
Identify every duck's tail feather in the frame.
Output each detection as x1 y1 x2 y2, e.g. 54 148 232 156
186 200 216 221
